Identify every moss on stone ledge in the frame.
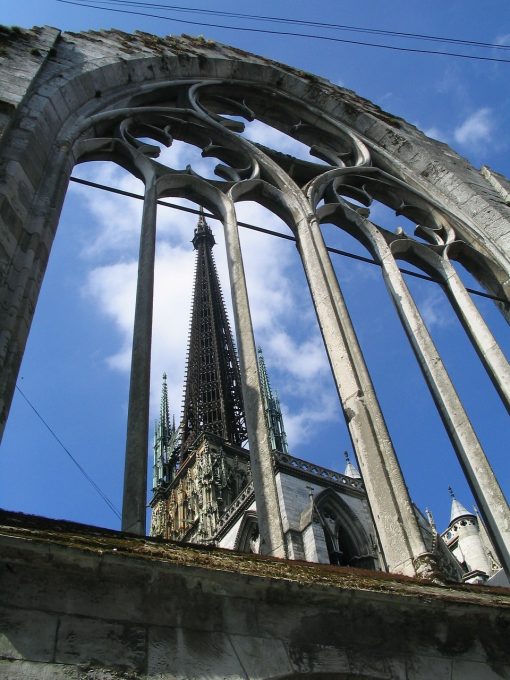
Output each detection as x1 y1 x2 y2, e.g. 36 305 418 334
1 509 509 609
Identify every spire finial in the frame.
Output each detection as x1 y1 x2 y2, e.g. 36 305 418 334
344 450 350 463
448 486 455 499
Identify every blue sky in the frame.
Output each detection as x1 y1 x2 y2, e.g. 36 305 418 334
1 1 509 536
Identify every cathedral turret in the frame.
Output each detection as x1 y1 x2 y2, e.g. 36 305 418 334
257 346 288 454
442 487 492 583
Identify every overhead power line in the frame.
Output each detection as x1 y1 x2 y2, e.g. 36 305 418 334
69 175 508 306
15 383 122 520
63 0 510 52
56 0 510 64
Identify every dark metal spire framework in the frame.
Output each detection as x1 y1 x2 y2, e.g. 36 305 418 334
180 210 247 459
257 346 288 454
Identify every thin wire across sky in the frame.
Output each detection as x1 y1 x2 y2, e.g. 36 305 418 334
56 0 510 64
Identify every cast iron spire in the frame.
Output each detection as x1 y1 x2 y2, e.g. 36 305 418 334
180 209 247 458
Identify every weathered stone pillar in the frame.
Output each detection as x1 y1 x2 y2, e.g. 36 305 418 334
122 172 157 536
413 250 510 414
296 214 433 576
223 200 286 558
371 244 510 577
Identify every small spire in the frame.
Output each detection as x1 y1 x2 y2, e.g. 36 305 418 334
160 373 170 435
257 346 288 453
425 507 436 531
153 372 173 489
448 487 474 524
343 450 361 478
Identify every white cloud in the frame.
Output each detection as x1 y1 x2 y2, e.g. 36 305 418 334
283 391 338 447
495 33 510 46
267 331 329 382
423 126 449 144
84 241 195 416
242 119 319 163
377 92 393 105
418 287 454 331
454 108 494 149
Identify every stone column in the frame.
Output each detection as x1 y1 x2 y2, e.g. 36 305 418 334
296 214 433 576
222 202 286 558
370 241 510 578
121 172 157 536
433 255 509 413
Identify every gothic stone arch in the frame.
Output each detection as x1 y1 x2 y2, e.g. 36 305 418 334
1 26 509 577
314 488 376 569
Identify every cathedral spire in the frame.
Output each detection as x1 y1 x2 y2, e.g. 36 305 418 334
180 210 247 457
160 372 171 437
257 346 288 454
153 373 175 488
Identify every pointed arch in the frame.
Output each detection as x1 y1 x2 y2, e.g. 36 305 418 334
234 510 260 553
314 488 376 569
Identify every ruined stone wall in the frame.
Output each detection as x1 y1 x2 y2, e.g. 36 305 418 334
1 511 510 679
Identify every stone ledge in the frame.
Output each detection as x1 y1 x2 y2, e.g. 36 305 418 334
1 509 509 608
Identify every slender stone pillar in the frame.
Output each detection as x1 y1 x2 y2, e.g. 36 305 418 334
432 256 510 413
370 241 510 577
121 173 157 536
222 203 286 558
296 214 433 576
